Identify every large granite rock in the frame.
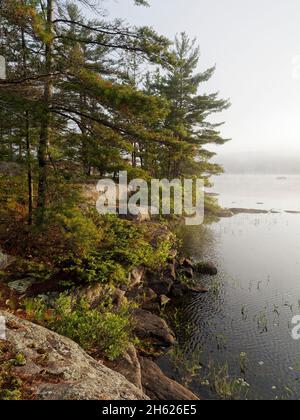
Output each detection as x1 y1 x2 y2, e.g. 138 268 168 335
0 311 148 400
139 357 200 401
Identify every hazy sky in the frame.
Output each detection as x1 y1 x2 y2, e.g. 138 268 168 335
102 0 300 155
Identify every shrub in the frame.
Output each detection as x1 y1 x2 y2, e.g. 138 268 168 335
54 208 101 257
24 293 136 361
56 216 174 286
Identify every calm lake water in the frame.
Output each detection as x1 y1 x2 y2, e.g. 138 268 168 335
159 174 300 400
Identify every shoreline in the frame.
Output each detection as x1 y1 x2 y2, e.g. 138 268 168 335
0 221 209 400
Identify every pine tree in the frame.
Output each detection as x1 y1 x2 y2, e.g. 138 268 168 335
0 0 172 223
146 33 230 182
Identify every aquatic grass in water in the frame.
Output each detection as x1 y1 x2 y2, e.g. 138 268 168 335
169 343 203 386
205 363 250 400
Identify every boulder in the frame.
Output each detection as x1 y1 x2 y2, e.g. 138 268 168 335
141 301 161 315
146 274 174 296
133 309 175 347
111 288 127 310
196 262 218 276
139 357 199 401
73 283 105 308
73 284 127 309
187 284 209 294
166 261 177 281
0 310 148 400
170 283 189 298
126 286 157 303
105 344 142 390
179 267 194 279
171 282 208 297
179 257 194 269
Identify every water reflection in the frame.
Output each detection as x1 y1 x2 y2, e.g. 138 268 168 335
159 177 300 400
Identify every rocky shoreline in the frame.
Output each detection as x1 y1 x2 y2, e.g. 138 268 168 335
0 239 218 400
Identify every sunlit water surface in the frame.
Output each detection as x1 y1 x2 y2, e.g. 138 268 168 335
158 175 300 400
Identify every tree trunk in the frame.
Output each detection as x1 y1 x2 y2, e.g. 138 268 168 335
25 111 33 225
21 18 33 225
37 0 53 225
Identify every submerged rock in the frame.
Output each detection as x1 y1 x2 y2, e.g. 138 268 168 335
133 308 175 347
0 310 148 400
139 357 200 400
171 282 208 297
196 262 218 276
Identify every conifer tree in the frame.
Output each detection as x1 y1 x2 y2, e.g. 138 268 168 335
146 33 230 182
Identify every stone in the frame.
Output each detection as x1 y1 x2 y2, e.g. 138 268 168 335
111 288 127 310
0 250 8 270
133 309 175 347
146 274 174 296
73 283 104 308
179 267 194 279
196 262 218 276
0 249 14 271
160 295 171 306
170 283 189 298
128 266 145 289
166 262 177 281
7 278 35 294
141 301 161 314
180 257 194 269
171 282 208 297
126 286 157 303
139 357 200 400
105 344 142 390
0 310 148 400
187 284 209 294
73 285 127 310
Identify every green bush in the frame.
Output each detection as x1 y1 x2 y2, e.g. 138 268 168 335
57 253 128 285
54 208 101 257
56 215 174 286
24 293 136 361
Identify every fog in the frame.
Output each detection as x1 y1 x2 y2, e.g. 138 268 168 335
216 151 300 174
105 0 300 158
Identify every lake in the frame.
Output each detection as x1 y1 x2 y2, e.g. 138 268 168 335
159 174 300 400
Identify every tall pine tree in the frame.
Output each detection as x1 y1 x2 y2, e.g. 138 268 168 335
146 32 230 182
